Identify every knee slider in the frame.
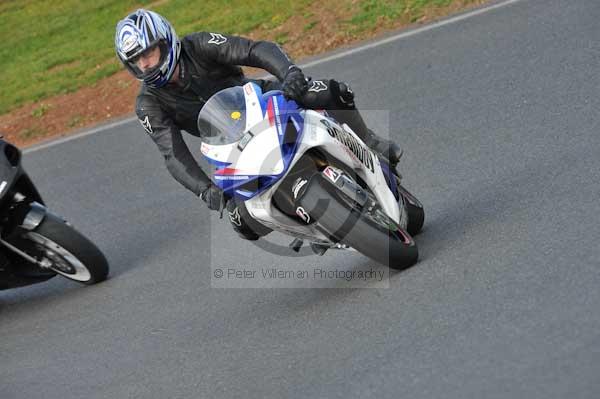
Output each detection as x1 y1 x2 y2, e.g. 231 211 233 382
330 79 355 108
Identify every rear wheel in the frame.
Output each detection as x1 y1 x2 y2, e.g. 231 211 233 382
398 184 424 236
299 176 418 270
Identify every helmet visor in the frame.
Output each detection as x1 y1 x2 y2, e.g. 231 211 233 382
124 40 170 81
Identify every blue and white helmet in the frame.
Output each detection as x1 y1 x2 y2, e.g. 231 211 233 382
115 9 180 88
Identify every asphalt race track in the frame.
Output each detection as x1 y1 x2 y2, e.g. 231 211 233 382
2 0 599 397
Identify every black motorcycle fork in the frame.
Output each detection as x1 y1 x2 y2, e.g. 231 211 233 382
0 199 50 267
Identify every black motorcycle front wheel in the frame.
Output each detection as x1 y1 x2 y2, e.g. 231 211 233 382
300 177 418 270
20 214 109 284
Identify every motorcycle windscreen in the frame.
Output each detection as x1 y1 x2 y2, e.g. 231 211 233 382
197 86 247 145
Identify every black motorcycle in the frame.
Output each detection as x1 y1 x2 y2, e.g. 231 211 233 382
0 139 108 290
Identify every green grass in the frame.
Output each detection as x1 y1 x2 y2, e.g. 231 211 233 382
0 0 311 115
303 21 318 32
275 32 290 46
0 0 478 115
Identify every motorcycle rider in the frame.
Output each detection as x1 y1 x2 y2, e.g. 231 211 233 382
115 9 402 240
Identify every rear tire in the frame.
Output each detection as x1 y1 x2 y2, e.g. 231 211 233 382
300 177 418 270
398 184 424 236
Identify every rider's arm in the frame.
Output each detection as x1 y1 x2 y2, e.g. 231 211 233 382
188 32 295 81
136 95 211 196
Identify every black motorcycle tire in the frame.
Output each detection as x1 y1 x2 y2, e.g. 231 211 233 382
20 214 109 284
398 185 425 236
301 177 418 270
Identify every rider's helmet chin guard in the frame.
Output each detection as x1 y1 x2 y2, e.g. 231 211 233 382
115 9 180 88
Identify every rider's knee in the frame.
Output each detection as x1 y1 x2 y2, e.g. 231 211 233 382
329 79 356 108
302 79 356 110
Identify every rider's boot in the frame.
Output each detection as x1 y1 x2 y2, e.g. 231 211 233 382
363 129 403 168
226 201 272 241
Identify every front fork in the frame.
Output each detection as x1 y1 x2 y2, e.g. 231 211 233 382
0 196 51 267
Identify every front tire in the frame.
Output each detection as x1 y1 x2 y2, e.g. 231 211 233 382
300 176 418 270
20 214 109 284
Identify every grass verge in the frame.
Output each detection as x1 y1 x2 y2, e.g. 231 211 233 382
1 0 485 116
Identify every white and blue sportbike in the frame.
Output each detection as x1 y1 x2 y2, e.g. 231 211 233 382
199 83 424 269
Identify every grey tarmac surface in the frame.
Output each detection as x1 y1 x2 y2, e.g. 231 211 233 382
2 0 600 397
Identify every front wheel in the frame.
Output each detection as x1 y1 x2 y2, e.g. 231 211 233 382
20 214 109 284
299 176 418 270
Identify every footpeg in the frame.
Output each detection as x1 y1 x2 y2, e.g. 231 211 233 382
365 129 403 167
289 238 304 252
310 242 329 256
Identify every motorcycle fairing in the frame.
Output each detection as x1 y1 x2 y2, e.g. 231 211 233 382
200 83 305 200
199 83 401 235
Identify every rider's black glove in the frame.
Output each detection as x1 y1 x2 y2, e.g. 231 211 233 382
200 184 224 211
282 65 308 101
